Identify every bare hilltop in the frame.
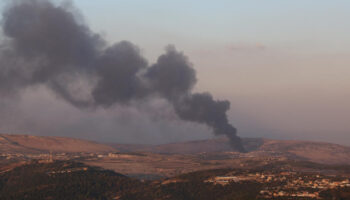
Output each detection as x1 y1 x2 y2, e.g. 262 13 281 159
0 134 115 153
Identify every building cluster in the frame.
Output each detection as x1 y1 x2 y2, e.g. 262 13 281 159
206 171 290 185
107 153 134 159
46 167 88 175
206 171 350 199
0 153 26 160
0 152 108 161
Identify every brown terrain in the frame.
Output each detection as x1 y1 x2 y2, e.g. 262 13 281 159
1 133 350 178
0 134 115 153
87 137 350 178
110 137 350 165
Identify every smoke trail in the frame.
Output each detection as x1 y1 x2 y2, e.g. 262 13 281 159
0 0 245 152
173 93 245 152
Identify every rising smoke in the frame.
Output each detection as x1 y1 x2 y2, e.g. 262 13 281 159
0 0 245 152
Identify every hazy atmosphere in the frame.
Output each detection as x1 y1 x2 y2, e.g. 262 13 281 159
0 0 349 145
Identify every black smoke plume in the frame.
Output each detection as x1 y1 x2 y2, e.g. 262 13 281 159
0 0 245 152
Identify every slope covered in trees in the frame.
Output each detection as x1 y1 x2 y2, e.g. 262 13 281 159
0 161 262 200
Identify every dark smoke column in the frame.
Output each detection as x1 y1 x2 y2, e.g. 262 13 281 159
0 0 246 152
174 93 246 152
146 47 246 152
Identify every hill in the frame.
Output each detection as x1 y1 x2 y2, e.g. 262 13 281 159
0 161 263 200
0 134 115 153
0 161 141 200
110 137 350 165
1 160 349 200
258 139 350 164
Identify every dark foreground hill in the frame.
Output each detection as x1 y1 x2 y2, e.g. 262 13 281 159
1 160 349 200
0 161 261 200
0 161 145 200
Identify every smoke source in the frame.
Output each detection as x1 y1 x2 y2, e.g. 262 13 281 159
0 0 245 152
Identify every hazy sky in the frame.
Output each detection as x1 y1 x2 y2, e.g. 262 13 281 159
0 0 349 145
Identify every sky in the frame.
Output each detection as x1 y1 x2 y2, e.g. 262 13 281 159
0 0 349 145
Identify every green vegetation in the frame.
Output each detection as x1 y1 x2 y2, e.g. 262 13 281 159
1 160 349 200
0 161 263 200
121 169 262 200
320 187 350 200
135 181 261 200
0 161 142 200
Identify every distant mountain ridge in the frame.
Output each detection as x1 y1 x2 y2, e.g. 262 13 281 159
2 133 350 165
110 137 267 154
0 134 115 153
110 137 350 165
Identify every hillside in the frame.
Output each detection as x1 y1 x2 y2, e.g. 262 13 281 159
258 139 350 164
0 161 263 200
1 160 349 200
2 133 350 165
110 137 350 165
0 134 115 153
0 161 141 200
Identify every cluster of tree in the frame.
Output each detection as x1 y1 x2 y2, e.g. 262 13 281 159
259 159 350 174
1 161 349 200
122 168 263 200
0 161 263 200
320 187 350 200
130 181 261 200
0 161 142 200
